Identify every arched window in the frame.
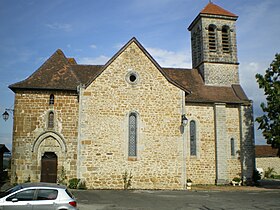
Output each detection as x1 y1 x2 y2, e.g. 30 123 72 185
190 120 196 156
49 94 54 105
48 111 54 129
128 113 137 157
208 25 216 52
222 26 230 53
230 138 235 156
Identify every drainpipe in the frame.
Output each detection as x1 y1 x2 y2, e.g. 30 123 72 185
181 90 187 189
77 84 84 179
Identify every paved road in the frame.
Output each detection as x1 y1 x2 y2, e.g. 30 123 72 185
72 188 280 210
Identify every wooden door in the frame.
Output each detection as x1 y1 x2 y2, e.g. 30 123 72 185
40 152 57 183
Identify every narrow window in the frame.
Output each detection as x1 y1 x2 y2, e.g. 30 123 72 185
190 120 196 156
49 94 54 105
222 26 230 53
208 25 216 52
128 113 137 157
48 111 54 129
230 138 235 156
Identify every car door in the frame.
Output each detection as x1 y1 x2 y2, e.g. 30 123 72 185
3 189 35 210
32 189 57 210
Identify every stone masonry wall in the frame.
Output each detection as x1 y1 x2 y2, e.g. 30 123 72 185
200 17 238 65
240 104 255 183
79 42 184 190
226 105 242 180
256 157 280 175
190 16 239 86
185 103 242 184
185 103 216 184
11 90 79 184
199 63 239 86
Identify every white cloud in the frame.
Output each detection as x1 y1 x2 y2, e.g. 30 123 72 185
147 47 192 68
90 44 97 49
78 55 110 65
45 23 72 32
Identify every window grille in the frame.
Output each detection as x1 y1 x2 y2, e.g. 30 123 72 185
208 25 216 52
190 120 196 156
128 113 137 157
222 26 230 53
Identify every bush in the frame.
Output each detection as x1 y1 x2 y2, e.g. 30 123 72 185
77 180 87 190
232 177 241 182
271 174 280 179
57 167 67 185
264 167 276 178
123 170 132 190
68 178 80 189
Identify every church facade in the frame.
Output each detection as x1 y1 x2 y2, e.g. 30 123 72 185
9 2 255 189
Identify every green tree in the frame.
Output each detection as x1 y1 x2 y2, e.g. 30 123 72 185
256 53 280 157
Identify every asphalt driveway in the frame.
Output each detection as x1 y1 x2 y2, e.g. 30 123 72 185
72 181 280 210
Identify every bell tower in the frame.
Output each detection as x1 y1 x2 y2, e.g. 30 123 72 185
188 2 239 86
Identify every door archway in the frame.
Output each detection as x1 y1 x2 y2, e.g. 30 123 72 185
40 152 57 183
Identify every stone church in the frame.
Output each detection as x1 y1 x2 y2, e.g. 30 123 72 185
9 2 255 189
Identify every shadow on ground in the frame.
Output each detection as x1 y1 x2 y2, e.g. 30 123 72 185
258 179 280 189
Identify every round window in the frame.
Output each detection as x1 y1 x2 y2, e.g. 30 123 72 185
126 71 139 85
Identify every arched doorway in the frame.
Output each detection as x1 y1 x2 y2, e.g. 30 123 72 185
41 152 57 183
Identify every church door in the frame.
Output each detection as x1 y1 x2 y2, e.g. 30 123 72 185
41 152 57 183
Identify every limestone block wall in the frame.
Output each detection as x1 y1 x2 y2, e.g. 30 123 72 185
185 103 242 184
190 16 239 86
256 157 280 175
200 17 238 64
226 105 242 180
185 103 216 184
198 63 239 86
78 42 184 190
11 90 79 183
240 104 255 183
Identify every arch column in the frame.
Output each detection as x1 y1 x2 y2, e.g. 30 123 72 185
32 131 67 182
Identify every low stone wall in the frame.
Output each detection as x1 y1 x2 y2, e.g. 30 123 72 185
256 157 280 175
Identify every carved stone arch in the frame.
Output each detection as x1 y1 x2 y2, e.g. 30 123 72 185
32 131 67 153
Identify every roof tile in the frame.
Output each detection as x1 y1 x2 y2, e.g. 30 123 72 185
9 40 249 104
200 2 237 17
255 145 279 157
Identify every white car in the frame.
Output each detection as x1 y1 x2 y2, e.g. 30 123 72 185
0 182 78 210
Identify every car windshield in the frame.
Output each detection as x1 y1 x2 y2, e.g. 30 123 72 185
0 185 22 198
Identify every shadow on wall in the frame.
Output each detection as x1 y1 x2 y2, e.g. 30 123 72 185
240 104 255 185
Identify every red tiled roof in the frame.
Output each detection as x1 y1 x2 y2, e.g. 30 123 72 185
255 145 279 157
200 2 237 17
9 50 81 91
162 68 248 104
9 38 250 104
188 2 237 31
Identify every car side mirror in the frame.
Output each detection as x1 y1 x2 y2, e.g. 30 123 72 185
12 198 18 202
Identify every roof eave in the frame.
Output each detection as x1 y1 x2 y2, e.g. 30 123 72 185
9 86 78 93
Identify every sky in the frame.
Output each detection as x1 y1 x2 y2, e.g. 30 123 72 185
0 0 280 151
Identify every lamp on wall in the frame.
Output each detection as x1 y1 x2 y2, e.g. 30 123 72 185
181 114 188 126
2 109 14 121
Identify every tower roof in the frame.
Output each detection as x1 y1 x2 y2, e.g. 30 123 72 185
188 2 238 31
200 2 237 17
